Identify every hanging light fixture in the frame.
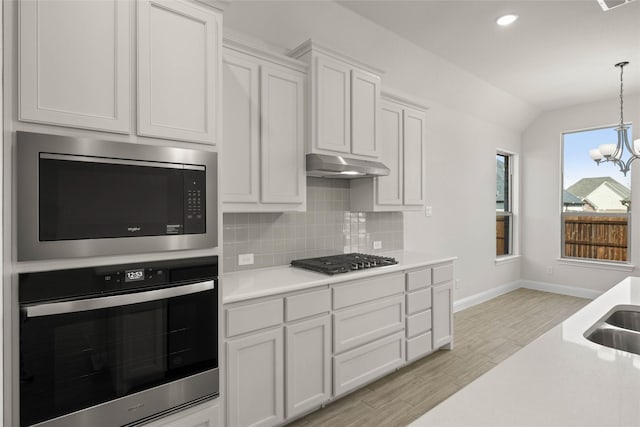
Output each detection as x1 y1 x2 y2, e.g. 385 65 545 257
589 61 640 176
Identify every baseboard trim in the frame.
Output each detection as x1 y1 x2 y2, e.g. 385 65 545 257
454 280 602 313
520 280 602 300
453 281 520 313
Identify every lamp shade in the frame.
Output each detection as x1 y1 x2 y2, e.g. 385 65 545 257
599 143 617 157
589 148 604 161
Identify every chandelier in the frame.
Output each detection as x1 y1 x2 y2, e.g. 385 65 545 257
589 61 639 176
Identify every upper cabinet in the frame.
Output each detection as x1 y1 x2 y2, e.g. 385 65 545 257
19 0 131 133
289 40 382 160
350 93 427 211
19 0 222 145
137 0 221 144
222 38 307 212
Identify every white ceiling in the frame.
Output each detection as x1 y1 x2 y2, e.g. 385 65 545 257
339 0 640 112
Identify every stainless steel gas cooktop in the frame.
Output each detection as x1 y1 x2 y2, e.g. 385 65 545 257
290 253 398 275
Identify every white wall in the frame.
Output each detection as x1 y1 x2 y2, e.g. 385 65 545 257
522 95 640 293
224 1 529 300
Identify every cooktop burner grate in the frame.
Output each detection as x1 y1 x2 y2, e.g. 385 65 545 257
290 253 398 275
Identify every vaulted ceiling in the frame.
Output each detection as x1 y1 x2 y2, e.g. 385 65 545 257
339 0 640 111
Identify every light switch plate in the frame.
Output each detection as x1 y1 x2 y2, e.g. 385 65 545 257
425 206 433 217
373 241 382 250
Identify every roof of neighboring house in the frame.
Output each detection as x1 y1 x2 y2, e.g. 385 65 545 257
566 177 630 200
563 190 583 205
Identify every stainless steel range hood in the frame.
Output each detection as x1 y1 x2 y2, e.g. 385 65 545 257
306 153 389 178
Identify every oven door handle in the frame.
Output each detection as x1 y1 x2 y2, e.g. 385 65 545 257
23 280 215 318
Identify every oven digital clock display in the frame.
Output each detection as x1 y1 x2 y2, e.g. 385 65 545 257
125 269 145 283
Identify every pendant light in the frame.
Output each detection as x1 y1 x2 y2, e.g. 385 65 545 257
589 61 640 176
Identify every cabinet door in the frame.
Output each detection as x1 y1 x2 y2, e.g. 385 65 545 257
432 282 453 348
315 55 351 154
138 0 220 144
222 52 260 203
260 65 305 204
285 316 331 419
19 0 130 132
351 69 380 158
376 100 403 205
227 329 284 427
403 108 426 205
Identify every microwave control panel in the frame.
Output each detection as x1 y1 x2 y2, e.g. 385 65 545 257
183 169 206 234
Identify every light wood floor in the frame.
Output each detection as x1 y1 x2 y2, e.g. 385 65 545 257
286 288 590 427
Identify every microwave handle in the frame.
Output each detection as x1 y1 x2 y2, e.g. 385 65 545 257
23 280 215 318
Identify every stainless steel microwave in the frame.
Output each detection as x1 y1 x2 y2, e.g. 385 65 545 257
17 131 217 261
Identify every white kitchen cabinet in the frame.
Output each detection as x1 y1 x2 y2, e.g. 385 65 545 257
19 0 131 133
432 281 454 348
146 399 220 427
222 39 307 212
350 93 427 212
285 316 331 418
333 331 405 397
315 55 352 154
333 294 404 354
138 0 221 144
227 328 284 427
403 107 427 206
290 40 382 160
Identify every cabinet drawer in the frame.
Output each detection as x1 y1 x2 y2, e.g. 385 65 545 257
406 310 431 338
406 269 431 291
333 295 404 354
226 299 283 337
406 332 433 362
406 288 431 315
432 264 453 284
285 288 331 322
333 272 404 309
333 331 405 397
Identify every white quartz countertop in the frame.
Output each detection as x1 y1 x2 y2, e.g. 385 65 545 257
410 276 640 427
221 251 456 304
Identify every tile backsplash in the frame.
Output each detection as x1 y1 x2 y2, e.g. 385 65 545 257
223 177 403 272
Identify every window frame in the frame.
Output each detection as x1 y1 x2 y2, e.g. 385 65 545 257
560 125 632 264
496 150 518 260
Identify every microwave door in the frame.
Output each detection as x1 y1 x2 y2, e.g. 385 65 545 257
38 155 186 241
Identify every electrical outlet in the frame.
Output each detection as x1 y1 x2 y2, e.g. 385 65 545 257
238 253 254 266
455 279 461 289
547 266 553 274
425 206 433 217
373 241 382 250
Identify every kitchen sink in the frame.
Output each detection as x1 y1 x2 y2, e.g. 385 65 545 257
604 310 640 332
585 325 640 355
585 305 640 356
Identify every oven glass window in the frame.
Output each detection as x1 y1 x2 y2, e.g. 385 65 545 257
19 287 217 427
39 158 185 241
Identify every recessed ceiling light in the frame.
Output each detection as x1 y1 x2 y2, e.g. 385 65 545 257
496 14 518 26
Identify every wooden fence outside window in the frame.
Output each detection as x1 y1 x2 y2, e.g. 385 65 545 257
563 215 628 261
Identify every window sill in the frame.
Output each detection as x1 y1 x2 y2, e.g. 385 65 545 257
495 254 521 266
557 258 635 272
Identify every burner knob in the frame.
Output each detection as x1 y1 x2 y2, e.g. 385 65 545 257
351 263 359 270
364 262 371 268
359 262 365 269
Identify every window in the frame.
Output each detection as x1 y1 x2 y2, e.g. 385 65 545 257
496 152 513 256
562 126 632 262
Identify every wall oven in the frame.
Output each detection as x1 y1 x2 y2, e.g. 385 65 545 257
18 256 218 427
17 131 217 261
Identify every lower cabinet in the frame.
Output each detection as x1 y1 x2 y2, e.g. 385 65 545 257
145 399 220 427
433 281 454 348
285 316 331 418
227 329 284 427
333 331 405 397
224 261 454 426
